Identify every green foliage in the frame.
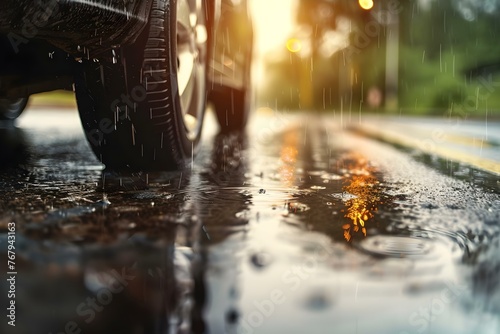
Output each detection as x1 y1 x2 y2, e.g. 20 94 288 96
398 0 500 115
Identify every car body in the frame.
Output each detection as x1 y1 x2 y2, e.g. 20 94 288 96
0 0 253 169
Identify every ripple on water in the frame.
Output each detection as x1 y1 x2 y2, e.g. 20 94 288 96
358 235 434 258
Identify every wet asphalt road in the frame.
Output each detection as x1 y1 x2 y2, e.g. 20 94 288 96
0 107 499 334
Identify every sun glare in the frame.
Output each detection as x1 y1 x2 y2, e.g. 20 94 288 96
358 0 374 10
250 0 297 56
250 0 298 85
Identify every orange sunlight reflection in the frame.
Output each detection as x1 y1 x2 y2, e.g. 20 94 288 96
279 132 299 187
341 154 380 242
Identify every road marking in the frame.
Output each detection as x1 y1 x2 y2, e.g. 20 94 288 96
354 123 500 175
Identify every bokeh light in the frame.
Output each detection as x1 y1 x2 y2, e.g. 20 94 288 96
358 0 374 10
286 38 302 53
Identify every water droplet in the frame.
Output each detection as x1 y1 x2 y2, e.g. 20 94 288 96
404 280 447 295
250 252 272 268
259 189 266 194
303 290 331 311
96 195 111 207
321 173 342 180
331 192 357 201
226 309 239 324
235 211 248 219
288 202 310 212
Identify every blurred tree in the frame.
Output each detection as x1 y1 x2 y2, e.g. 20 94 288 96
398 0 500 114
295 0 383 111
260 0 500 114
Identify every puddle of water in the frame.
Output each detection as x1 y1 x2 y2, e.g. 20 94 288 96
199 120 500 334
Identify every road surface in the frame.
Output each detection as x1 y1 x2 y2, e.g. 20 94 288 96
0 106 499 334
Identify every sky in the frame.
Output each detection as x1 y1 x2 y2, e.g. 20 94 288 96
249 0 298 86
250 0 298 57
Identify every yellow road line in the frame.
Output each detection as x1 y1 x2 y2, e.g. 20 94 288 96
355 123 500 175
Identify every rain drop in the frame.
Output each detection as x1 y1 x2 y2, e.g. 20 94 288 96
250 252 272 268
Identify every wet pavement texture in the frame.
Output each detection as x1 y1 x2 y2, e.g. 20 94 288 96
0 108 499 334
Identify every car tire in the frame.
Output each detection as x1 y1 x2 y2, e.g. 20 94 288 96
211 86 251 133
75 0 208 170
0 97 29 121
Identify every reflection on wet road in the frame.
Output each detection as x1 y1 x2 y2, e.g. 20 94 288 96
0 108 499 334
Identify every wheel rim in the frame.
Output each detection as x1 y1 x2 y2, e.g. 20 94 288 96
176 0 207 141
